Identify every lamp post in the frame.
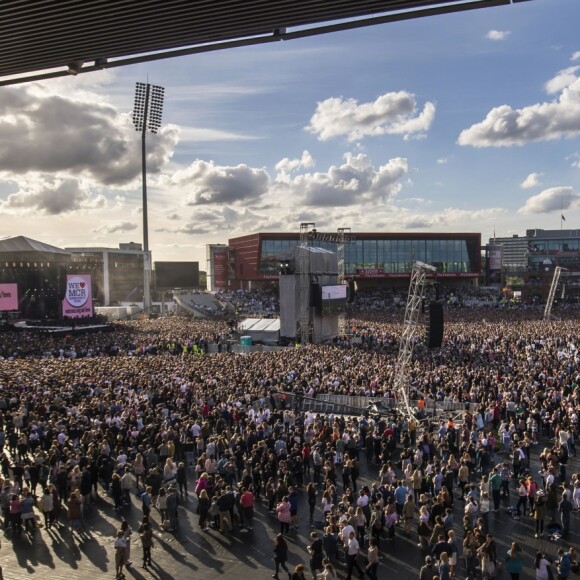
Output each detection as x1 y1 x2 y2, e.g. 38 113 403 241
132 82 165 315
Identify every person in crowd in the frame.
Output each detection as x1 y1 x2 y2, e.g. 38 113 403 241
535 551 553 580
139 522 153 568
114 529 127 579
506 542 524 580
365 537 379 580
272 533 289 579
0 307 577 579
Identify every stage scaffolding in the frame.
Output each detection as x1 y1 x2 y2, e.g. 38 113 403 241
394 261 436 419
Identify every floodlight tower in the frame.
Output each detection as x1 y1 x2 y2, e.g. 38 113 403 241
132 82 165 314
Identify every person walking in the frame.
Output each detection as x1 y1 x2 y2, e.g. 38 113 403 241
66 491 82 537
197 489 210 531
346 530 365 580
114 530 127 579
308 530 324 579
176 462 187 500
41 487 54 530
276 496 291 535
139 522 153 568
272 533 289 579
239 487 254 531
365 537 379 580
120 520 132 567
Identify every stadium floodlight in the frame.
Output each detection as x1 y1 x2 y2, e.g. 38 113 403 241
132 82 165 315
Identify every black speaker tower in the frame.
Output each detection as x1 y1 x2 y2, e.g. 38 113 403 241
427 302 444 348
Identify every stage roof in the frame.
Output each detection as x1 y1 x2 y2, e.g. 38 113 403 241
0 0 530 86
0 236 69 255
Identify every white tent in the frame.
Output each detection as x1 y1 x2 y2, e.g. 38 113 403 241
238 318 280 344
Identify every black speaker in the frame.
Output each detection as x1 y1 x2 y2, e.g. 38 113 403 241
347 279 356 303
310 283 322 311
428 302 444 348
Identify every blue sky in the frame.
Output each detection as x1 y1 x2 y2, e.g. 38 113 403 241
1 0 580 265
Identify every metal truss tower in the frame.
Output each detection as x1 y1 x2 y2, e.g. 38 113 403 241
337 227 352 336
299 223 315 344
544 266 564 321
393 261 436 419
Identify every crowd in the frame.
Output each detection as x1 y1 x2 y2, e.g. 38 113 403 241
219 289 280 318
0 296 578 579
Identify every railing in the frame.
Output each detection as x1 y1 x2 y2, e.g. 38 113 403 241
281 392 477 415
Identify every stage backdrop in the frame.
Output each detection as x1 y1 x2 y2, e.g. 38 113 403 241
62 275 93 318
0 283 18 311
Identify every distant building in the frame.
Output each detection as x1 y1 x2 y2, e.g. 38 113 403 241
212 231 482 290
487 228 580 301
487 234 528 272
66 244 146 305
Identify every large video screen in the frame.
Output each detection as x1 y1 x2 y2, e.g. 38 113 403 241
155 261 200 288
0 283 18 311
321 284 347 316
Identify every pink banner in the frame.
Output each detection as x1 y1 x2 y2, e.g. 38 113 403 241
0 283 18 311
62 275 93 318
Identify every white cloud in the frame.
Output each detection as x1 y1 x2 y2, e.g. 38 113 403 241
402 207 505 228
94 221 138 234
274 153 408 207
518 186 579 214
305 92 435 142
486 30 511 41
572 51 580 62
545 66 580 95
458 78 580 147
520 172 542 189
0 83 179 186
436 156 452 165
159 159 269 205
157 206 283 235
275 150 315 175
178 126 261 142
0 177 98 215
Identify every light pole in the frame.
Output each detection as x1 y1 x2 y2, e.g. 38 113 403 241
132 81 165 315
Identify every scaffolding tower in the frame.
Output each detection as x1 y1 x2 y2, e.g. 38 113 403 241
394 261 436 419
337 227 352 336
299 223 315 344
544 266 564 321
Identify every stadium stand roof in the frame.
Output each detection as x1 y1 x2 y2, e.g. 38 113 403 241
0 0 530 86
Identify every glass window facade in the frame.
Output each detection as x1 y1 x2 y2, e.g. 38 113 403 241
260 237 478 275
528 235 580 272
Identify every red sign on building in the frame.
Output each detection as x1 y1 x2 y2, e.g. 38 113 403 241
214 250 228 289
357 268 385 278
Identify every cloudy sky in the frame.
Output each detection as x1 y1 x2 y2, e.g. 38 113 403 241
1 0 580 265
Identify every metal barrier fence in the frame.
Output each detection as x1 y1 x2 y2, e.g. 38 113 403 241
288 393 478 415
253 392 478 417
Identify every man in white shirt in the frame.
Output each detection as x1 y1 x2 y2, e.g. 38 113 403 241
346 531 364 579
340 521 355 551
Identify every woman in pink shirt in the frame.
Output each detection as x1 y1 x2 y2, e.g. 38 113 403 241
276 496 291 535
